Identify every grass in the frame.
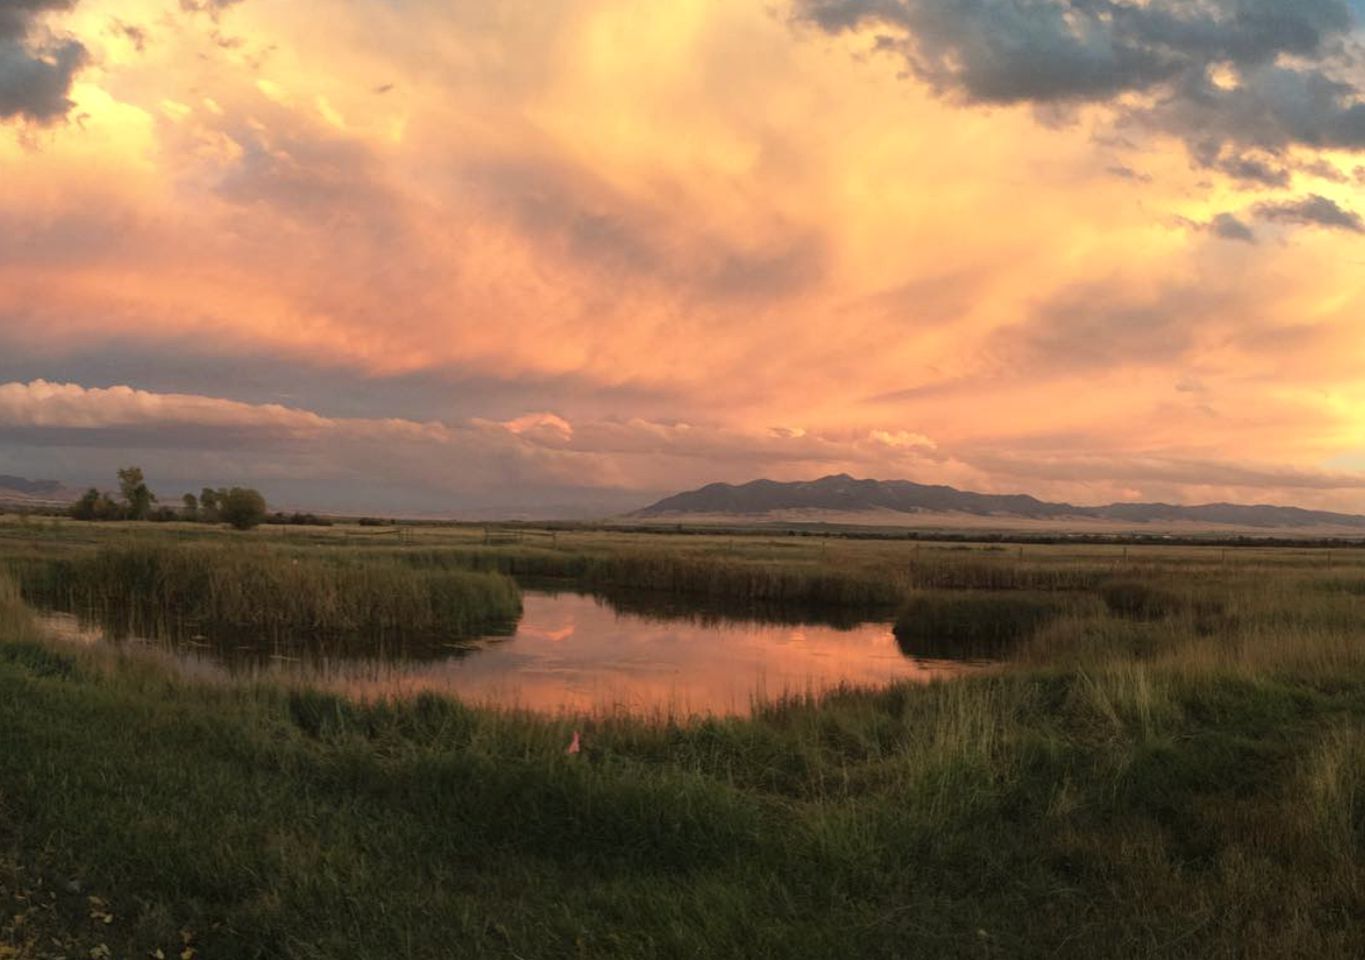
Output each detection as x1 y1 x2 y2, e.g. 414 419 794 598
390 546 908 610
17 542 522 640
4 522 1365 956
893 590 1078 658
4 607 1365 956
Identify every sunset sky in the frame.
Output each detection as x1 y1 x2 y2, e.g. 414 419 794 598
4 0 1365 515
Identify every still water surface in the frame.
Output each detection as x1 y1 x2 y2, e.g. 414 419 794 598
41 589 996 717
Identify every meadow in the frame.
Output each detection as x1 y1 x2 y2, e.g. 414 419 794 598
4 515 1365 958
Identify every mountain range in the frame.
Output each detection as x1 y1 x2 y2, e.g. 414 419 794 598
0 475 80 505
633 474 1365 531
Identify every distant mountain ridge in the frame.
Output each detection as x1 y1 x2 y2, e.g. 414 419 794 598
0 475 78 503
634 474 1365 530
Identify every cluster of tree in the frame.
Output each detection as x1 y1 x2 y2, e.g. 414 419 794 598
70 468 269 530
69 467 160 522
181 487 269 530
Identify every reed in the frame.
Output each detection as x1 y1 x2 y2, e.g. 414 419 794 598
24 542 521 639
579 551 905 607
892 590 1075 658
392 546 907 609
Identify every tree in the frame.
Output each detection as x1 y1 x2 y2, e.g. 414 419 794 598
69 488 118 521
181 493 199 520
218 487 267 530
199 488 220 523
117 466 155 521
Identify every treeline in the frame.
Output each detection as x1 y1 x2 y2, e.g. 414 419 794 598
69 467 273 530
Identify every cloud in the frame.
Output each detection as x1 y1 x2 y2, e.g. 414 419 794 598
108 18 148 54
962 449 1365 495
996 281 1210 374
1254 193 1365 232
797 0 1355 103
178 0 245 16
0 379 332 437
1106 164 1151 183
1209 212 1257 243
0 380 953 499
795 0 1365 178
0 0 87 123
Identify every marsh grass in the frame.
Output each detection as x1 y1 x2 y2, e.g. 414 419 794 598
22 542 522 640
1101 578 1187 619
1299 725 1365 857
893 590 1079 660
5 616 1365 958
393 546 908 610
7 530 1365 957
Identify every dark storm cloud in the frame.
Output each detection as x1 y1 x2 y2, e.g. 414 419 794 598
1254 193 1365 231
1209 212 1257 242
0 0 87 123
796 1 1365 176
798 0 1353 104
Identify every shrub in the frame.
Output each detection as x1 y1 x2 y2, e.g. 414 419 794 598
219 488 268 530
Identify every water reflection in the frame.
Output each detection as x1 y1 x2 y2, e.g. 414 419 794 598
39 589 997 717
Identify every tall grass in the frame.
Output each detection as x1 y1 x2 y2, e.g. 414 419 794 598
893 590 1077 659
394 547 907 609
1300 725 1365 856
22 543 521 639
580 552 905 607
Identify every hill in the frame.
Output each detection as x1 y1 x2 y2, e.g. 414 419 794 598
633 474 1365 532
0 474 79 506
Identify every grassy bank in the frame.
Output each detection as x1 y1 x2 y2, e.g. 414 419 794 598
4 567 1365 958
18 543 522 640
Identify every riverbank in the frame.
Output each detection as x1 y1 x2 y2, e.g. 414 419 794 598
3 566 1365 959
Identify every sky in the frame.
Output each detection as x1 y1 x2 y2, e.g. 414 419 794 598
3 0 1365 517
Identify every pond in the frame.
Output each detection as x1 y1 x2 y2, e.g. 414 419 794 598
39 589 999 717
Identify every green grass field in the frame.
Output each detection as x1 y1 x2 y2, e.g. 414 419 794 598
4 517 1365 958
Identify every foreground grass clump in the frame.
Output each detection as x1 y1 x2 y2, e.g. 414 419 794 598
4 611 1365 958
24 542 521 638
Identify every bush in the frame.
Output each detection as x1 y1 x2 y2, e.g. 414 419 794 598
219 488 268 530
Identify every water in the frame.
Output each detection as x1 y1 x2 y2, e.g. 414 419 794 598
38 589 998 717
